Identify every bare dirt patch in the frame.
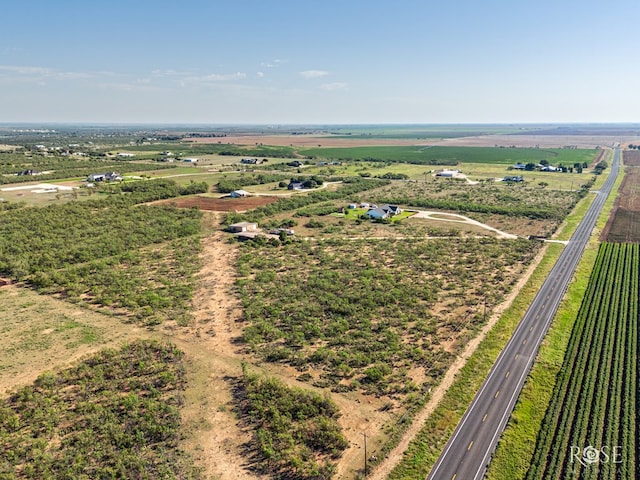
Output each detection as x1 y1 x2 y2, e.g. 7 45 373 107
156 195 279 212
601 156 640 242
188 133 640 150
188 135 425 148
163 217 263 480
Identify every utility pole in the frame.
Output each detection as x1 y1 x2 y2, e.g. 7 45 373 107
483 295 487 323
363 432 368 477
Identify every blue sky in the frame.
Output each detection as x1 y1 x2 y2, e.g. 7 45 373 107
1 0 639 124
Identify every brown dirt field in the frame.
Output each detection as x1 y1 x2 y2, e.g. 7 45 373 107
156 195 279 212
601 161 640 242
188 135 424 148
188 133 640 150
622 150 640 167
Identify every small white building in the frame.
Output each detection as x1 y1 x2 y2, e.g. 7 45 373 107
183 157 199 163
228 222 258 233
436 169 460 178
230 190 250 198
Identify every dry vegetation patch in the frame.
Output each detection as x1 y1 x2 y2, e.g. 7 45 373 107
0 285 150 396
158 195 280 212
236 237 540 401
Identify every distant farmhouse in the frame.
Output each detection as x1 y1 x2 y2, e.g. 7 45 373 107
227 222 279 241
87 172 123 182
17 169 42 176
366 204 402 220
435 169 460 178
503 175 524 183
240 158 264 165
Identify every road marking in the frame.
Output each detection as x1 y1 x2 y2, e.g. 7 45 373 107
522 339 527 345
482 414 488 422
529 326 533 332
515 354 519 360
451 475 457 480
468 441 474 451
495 391 500 398
505 371 510 378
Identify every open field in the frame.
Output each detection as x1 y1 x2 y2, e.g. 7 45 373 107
0 126 628 479
189 132 640 149
0 285 152 396
157 194 280 211
601 151 640 242
299 145 598 166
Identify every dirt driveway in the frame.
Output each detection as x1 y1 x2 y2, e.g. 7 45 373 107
410 210 518 239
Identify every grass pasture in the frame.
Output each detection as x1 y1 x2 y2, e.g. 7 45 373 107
0 285 152 396
300 145 598 166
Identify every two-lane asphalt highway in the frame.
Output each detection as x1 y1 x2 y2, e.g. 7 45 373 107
427 149 620 480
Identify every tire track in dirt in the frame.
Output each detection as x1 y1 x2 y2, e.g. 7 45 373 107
166 221 267 480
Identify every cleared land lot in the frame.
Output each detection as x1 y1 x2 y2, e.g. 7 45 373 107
157 195 280 211
601 150 640 242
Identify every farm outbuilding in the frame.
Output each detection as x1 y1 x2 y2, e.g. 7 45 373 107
230 190 250 198
228 222 258 233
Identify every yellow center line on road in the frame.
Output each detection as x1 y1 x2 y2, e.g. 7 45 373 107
505 371 510 378
468 441 474 451
482 414 488 422
495 391 500 399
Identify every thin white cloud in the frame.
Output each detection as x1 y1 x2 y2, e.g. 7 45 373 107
207 72 247 81
184 72 247 83
0 64 97 82
261 59 285 68
151 69 193 78
321 82 348 91
300 70 329 79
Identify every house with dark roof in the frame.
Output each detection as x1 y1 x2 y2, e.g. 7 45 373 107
366 204 402 220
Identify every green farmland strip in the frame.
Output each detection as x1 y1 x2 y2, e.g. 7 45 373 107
525 243 639 479
300 146 597 166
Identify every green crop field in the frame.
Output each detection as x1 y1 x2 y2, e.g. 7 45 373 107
299 145 598 166
524 243 639 479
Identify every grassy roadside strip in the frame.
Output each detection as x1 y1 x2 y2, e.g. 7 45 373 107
387 162 620 479
555 149 615 241
484 155 625 479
